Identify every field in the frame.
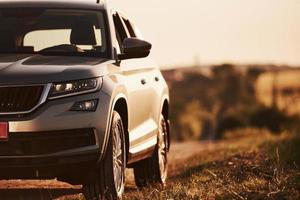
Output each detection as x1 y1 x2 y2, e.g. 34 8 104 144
0 128 299 200
124 129 300 200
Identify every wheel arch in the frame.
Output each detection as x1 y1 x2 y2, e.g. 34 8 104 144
162 99 169 121
113 97 130 164
161 98 171 151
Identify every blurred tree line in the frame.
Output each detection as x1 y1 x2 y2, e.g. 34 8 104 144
164 64 298 141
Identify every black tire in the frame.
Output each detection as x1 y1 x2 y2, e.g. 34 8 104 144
83 111 126 200
133 114 168 188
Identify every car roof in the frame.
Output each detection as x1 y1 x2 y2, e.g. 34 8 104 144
0 0 105 10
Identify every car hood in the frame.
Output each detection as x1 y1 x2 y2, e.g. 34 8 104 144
0 54 112 85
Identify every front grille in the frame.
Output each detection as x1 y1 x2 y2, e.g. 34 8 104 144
0 129 96 156
0 86 44 113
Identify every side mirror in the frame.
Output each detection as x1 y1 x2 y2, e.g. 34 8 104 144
118 38 152 60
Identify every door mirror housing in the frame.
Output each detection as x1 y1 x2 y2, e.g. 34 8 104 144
118 38 152 60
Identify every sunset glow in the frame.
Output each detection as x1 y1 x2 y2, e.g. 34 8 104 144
111 0 300 67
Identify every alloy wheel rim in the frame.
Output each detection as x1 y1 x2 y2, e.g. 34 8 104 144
112 122 124 193
158 118 168 183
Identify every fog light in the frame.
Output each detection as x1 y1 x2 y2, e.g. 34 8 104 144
71 99 98 111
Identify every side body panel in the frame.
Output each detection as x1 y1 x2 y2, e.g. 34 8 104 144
101 58 169 164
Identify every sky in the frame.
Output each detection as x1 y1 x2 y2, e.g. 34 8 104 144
109 0 300 67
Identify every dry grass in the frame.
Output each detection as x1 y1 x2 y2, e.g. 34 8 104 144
1 128 298 200
124 129 300 200
46 129 300 200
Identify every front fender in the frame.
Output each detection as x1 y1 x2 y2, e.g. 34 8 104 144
97 75 129 161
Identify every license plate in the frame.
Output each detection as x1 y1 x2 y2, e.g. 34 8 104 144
0 122 8 141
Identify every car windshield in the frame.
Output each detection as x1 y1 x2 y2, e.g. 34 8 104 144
0 8 108 57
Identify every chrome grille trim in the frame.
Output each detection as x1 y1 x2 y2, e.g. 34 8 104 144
0 84 52 115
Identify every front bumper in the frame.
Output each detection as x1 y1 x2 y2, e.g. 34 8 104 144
0 90 112 179
0 146 100 180
0 128 99 166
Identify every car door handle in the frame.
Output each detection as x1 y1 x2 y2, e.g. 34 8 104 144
155 77 160 82
141 79 147 85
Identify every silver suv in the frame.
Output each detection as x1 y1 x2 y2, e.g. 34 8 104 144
0 1 170 199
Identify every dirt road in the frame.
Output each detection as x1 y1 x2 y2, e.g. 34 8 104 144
0 141 216 200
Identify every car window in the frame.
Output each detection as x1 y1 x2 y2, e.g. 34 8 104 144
0 8 108 57
122 17 136 38
113 14 128 42
24 27 103 51
121 16 144 39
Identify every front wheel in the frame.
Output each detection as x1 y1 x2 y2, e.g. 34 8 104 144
83 111 126 200
133 114 169 188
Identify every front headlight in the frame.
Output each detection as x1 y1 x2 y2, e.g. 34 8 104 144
48 78 101 99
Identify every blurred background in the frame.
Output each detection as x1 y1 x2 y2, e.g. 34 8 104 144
111 0 300 67
109 0 300 141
